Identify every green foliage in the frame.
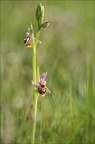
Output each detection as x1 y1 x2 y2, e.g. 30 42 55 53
1 1 95 144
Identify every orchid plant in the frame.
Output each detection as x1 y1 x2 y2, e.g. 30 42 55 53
24 3 50 144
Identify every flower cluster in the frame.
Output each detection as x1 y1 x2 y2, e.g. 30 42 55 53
32 72 50 96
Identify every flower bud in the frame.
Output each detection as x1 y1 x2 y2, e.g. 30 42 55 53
36 3 44 29
42 21 49 28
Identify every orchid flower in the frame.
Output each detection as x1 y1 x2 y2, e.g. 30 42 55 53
24 27 42 47
32 72 50 96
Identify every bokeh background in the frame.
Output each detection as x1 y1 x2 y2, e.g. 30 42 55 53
1 0 95 144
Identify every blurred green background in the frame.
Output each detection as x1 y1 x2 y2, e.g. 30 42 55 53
1 0 95 144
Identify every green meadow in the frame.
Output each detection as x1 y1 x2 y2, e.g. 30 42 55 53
1 1 95 144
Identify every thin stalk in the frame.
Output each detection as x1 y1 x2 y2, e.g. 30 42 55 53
31 45 37 144
35 29 40 47
36 65 40 82
31 31 40 144
31 93 38 144
39 98 43 143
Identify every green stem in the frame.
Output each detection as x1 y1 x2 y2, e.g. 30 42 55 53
31 30 40 144
31 92 38 144
32 47 36 83
35 29 40 47
36 65 40 82
39 98 43 142
31 44 37 144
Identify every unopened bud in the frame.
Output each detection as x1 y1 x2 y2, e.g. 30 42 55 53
36 3 44 29
42 21 49 28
